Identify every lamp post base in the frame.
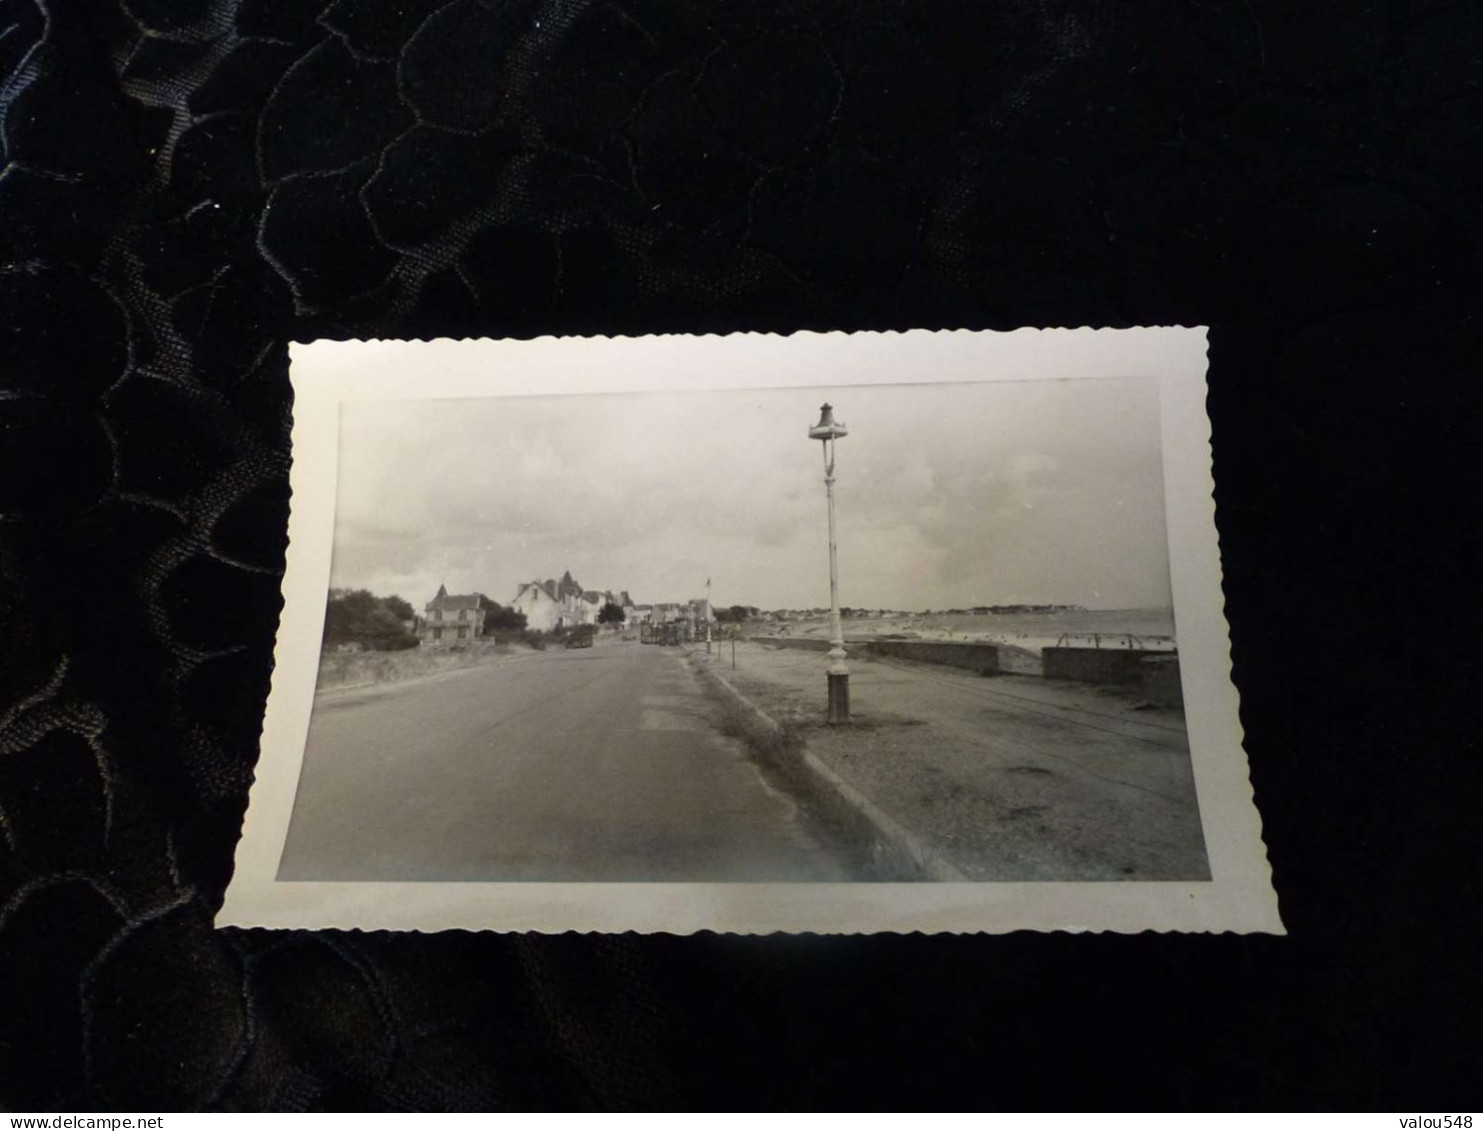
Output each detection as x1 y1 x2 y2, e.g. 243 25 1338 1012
826 672 850 725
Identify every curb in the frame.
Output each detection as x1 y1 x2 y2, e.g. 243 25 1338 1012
687 653 967 882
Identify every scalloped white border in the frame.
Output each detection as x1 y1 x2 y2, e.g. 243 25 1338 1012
219 327 1282 934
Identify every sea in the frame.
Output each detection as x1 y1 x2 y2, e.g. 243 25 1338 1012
783 607 1179 652
906 607 1176 642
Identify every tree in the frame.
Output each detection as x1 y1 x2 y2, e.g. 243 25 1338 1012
597 601 626 626
324 589 419 650
479 596 527 633
324 589 377 640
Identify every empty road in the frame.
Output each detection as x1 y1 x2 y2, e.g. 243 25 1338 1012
277 640 850 881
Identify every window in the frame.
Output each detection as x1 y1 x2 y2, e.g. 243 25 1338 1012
432 627 443 641
457 626 467 640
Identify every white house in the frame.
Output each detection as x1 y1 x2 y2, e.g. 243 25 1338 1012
510 580 562 631
511 571 633 632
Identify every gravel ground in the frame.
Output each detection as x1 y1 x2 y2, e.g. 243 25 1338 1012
699 641 1209 882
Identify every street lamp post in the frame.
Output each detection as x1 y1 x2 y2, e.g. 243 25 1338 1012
809 403 850 724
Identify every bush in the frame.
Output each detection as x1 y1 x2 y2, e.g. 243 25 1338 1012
325 588 419 651
479 597 527 633
488 628 552 650
370 632 419 652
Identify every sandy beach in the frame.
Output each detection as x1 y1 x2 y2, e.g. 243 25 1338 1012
756 610 1177 675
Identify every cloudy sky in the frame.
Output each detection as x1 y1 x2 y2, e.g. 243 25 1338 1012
328 375 1170 613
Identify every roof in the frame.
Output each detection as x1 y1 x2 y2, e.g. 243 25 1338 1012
517 576 631 606
526 572 586 598
516 580 558 601
426 585 484 612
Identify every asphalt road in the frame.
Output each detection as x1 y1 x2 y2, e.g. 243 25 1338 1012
277 640 849 881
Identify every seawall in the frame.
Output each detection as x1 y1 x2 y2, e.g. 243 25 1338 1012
868 640 1000 675
1042 646 1170 688
755 636 834 653
752 636 1001 675
1139 654 1184 707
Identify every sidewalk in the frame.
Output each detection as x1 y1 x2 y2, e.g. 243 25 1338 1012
691 640 1209 882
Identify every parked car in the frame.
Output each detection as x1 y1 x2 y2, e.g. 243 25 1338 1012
565 624 597 649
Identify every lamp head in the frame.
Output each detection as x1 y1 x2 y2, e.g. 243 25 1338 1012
808 403 848 441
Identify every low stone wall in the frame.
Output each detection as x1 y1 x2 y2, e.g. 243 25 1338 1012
755 636 835 653
1139 655 1184 708
1043 646 1170 687
868 640 1000 675
754 637 999 675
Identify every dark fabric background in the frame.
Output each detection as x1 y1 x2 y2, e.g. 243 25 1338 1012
1 0 1478 1111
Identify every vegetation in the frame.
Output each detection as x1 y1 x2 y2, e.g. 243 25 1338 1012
713 604 759 624
324 589 419 651
597 601 626 626
479 595 527 633
381 594 414 622
482 624 547 651
566 624 598 648
502 629 548 651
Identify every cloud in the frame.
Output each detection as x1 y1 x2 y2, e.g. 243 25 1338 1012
329 377 1170 611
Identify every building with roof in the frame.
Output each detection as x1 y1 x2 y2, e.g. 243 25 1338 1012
511 571 635 633
417 584 487 645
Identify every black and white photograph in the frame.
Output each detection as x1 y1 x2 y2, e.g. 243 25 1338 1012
223 328 1278 933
